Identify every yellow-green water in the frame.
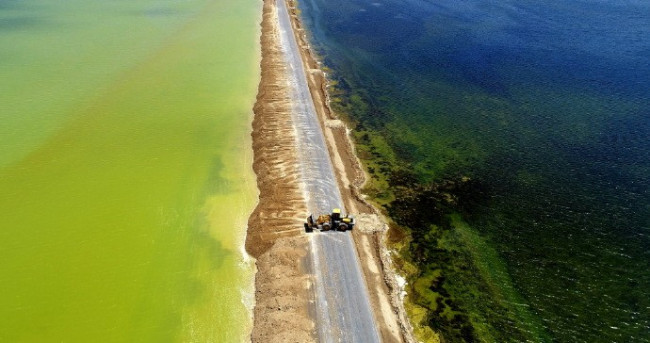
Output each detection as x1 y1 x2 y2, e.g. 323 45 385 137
0 0 260 341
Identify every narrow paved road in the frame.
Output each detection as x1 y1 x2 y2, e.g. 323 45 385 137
276 0 381 341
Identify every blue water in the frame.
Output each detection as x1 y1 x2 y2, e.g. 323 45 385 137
299 0 650 341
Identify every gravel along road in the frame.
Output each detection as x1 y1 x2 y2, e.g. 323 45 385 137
276 0 382 341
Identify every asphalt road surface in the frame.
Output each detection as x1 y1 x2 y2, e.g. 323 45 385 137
277 0 382 341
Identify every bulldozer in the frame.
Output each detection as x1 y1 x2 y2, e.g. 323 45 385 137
304 208 355 232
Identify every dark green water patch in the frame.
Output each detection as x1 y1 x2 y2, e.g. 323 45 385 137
0 16 41 30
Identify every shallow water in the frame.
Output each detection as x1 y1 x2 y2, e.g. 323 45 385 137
299 0 650 341
0 0 260 341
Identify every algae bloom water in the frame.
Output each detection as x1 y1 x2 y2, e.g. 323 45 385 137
0 0 260 341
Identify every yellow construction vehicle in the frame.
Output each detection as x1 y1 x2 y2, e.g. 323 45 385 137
304 208 355 232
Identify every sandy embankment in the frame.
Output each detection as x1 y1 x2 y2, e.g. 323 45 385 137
246 0 314 341
246 0 415 341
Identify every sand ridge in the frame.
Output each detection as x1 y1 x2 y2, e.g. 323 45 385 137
246 0 315 341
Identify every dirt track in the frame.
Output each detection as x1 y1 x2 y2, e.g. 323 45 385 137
246 0 415 341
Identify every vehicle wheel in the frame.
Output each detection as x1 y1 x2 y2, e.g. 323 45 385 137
338 223 348 231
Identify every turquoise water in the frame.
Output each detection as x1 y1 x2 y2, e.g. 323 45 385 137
0 0 260 341
299 0 650 341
